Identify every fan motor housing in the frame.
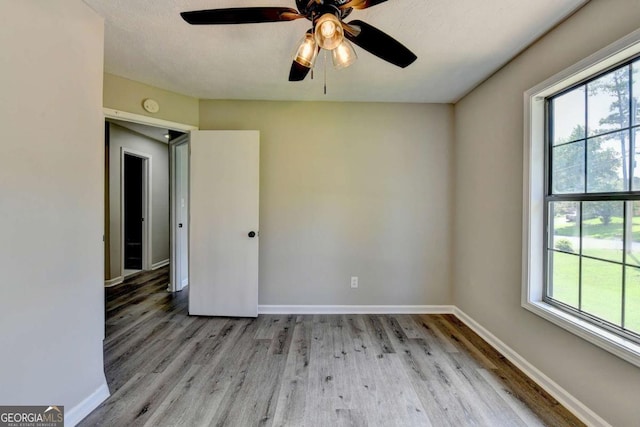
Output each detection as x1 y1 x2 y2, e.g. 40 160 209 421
297 0 352 21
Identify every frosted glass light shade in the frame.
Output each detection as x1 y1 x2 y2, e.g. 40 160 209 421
293 32 317 68
332 40 357 69
314 14 344 50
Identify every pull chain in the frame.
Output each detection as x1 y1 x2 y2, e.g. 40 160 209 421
323 50 327 95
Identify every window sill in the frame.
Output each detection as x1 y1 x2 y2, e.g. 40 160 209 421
523 300 640 368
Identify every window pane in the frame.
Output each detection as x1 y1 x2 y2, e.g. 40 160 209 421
587 66 630 137
552 141 584 194
548 250 580 308
625 266 640 335
552 87 585 145
549 201 579 252
582 258 622 326
633 60 639 126
586 131 629 192
582 201 623 263
626 201 640 267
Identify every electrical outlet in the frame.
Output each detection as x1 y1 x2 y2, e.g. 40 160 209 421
351 276 358 289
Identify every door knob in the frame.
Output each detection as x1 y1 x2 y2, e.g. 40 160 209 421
248 231 257 238
178 223 183 228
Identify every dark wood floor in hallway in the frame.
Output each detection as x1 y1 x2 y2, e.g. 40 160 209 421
80 267 584 426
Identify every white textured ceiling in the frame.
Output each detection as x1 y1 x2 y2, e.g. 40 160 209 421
85 0 588 103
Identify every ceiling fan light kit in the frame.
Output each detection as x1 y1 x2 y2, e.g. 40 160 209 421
293 31 318 68
314 12 344 50
332 40 358 69
180 0 417 82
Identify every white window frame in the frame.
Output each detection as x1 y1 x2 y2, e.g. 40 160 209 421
523 28 640 368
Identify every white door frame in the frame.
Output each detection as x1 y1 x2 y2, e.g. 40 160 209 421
104 108 198 133
121 147 152 275
103 108 197 283
170 135 189 292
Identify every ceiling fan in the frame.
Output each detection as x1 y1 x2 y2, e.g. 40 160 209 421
180 0 417 82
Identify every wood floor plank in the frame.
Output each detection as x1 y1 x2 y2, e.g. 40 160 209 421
349 316 427 426
477 367 546 427
272 315 313 427
304 315 340 426
335 408 367 427
143 319 254 427
439 314 582 427
205 318 267 426
393 314 424 339
108 319 223 426
431 314 498 370
344 315 387 426
80 269 586 427
443 352 531 427
237 316 294 426
105 292 185 349
416 314 460 353
78 371 147 426
364 314 395 354
382 315 479 426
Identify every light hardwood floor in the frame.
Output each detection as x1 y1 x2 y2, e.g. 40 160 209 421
80 267 584 426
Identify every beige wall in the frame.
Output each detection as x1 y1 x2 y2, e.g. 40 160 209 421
104 73 199 127
108 123 170 278
0 0 107 419
453 1 640 425
200 101 454 305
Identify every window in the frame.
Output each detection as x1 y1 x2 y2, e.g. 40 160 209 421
546 59 640 342
523 29 640 368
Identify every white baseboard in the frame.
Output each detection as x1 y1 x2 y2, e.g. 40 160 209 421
104 276 123 287
151 259 170 270
65 380 110 426
258 305 455 315
452 308 611 427
168 283 189 293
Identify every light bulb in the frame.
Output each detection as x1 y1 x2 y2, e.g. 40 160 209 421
320 21 336 38
314 14 344 51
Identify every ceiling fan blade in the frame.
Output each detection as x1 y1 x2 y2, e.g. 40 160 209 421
288 61 312 81
181 8 304 25
344 20 417 68
339 0 388 10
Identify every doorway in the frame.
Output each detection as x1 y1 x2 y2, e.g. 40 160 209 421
103 110 194 289
123 153 145 273
170 136 189 292
121 149 150 277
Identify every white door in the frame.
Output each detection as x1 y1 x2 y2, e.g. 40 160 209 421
189 130 260 317
171 138 189 291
